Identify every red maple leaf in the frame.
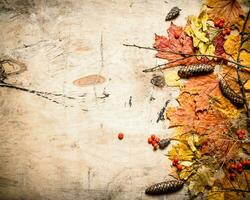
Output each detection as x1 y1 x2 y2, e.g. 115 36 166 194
213 32 226 56
154 22 198 67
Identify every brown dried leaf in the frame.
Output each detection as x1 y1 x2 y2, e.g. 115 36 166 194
205 0 244 26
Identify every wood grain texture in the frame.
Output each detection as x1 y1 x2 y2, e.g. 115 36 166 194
0 0 201 199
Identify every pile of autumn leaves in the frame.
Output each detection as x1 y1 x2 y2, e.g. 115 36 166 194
154 0 250 199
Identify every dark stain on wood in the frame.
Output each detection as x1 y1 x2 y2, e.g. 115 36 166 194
156 100 170 123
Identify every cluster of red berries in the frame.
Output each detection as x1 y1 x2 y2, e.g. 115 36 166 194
172 157 183 171
228 160 250 180
236 129 247 140
214 18 225 28
214 18 231 36
148 134 160 150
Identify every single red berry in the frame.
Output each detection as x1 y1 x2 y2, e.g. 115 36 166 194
219 18 225 23
225 28 231 35
238 168 243 173
173 157 179 164
241 160 247 166
238 134 245 140
118 133 124 140
155 137 160 143
237 163 243 169
151 134 156 140
230 173 236 180
151 140 157 147
214 20 220 27
230 163 237 169
148 137 153 144
219 22 224 28
153 143 158 150
177 164 183 171
172 160 177 166
222 30 227 35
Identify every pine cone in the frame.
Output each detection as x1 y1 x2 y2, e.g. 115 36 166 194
145 180 184 195
158 139 170 150
178 64 214 78
165 7 181 21
219 77 244 107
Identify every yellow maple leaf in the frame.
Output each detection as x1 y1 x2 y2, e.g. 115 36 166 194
242 39 250 53
244 79 250 92
210 95 241 119
179 166 195 180
240 50 250 67
224 35 250 71
185 9 215 56
168 143 194 161
224 34 240 58
164 70 181 87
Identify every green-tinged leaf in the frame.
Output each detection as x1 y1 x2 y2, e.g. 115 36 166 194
179 166 195 180
188 166 216 196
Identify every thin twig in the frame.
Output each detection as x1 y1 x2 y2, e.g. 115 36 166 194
224 168 237 190
210 189 250 193
123 44 250 69
243 170 250 191
142 56 192 72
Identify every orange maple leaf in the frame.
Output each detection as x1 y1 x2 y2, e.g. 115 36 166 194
167 75 230 135
183 74 221 111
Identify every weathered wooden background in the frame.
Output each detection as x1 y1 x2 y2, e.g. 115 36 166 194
0 0 201 199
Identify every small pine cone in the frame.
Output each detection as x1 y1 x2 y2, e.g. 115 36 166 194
151 75 165 88
158 139 170 150
145 180 184 195
165 7 181 21
219 78 244 107
178 64 214 78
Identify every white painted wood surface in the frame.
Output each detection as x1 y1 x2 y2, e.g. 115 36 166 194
0 1 201 199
